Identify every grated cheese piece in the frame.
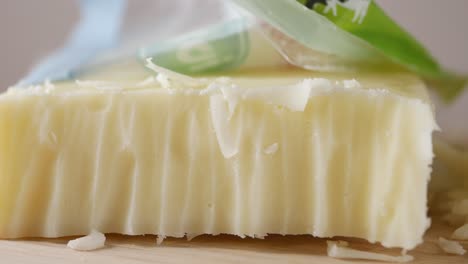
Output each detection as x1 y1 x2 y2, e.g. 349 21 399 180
326 241 414 262
243 79 312 112
67 230 106 251
343 79 361 89
452 223 468 240
199 82 222 96
145 58 206 86
220 84 243 119
438 237 466 255
156 73 170 89
186 233 200 241
263 143 279 155
156 235 166 245
209 94 239 158
254 234 267 239
43 79 55 93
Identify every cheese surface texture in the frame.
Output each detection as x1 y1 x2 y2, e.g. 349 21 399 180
0 67 436 250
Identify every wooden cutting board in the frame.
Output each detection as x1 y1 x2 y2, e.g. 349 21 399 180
0 221 466 263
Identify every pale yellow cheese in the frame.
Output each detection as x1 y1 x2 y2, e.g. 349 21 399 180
0 67 436 250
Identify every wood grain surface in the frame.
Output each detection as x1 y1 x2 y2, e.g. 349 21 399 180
0 220 466 263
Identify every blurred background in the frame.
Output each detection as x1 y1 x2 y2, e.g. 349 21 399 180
1 0 467 144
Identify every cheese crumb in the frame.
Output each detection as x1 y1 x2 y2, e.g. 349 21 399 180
343 79 360 89
67 230 106 251
145 58 205 86
438 237 466 255
254 234 267 239
156 73 170 89
243 79 312 112
43 79 55 93
326 240 414 262
209 94 238 158
157 235 166 245
452 223 468 240
186 233 200 241
264 143 279 155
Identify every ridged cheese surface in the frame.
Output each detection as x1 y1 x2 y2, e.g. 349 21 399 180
0 69 435 250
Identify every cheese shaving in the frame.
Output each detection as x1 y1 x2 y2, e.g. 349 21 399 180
156 73 171 89
186 233 200 241
209 94 238 158
156 235 166 245
145 58 206 86
67 230 106 251
199 82 222 96
308 78 334 96
253 234 267 239
343 79 361 89
438 237 466 255
243 79 312 112
336 240 349 247
326 241 414 262
43 79 55 93
220 85 243 119
452 223 468 240
263 143 279 155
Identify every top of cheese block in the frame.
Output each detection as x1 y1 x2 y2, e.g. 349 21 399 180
4 60 431 106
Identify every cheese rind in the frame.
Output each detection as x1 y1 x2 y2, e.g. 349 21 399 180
0 70 435 250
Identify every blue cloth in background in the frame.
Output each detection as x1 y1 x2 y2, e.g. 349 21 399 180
18 0 127 85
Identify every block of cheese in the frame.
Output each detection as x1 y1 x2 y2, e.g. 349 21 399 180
0 65 436 250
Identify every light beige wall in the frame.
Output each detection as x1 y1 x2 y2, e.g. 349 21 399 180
1 1 78 88
379 0 468 73
374 0 468 145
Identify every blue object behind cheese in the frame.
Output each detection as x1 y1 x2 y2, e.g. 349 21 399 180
19 0 126 86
